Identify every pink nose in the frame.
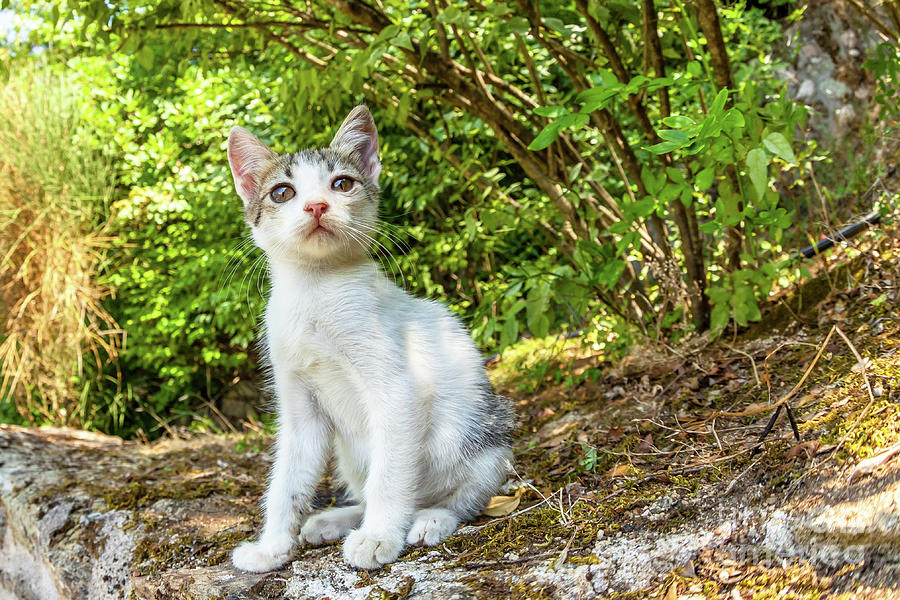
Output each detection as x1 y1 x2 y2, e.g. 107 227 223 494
304 202 329 220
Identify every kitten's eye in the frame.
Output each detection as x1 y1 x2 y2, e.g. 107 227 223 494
331 176 355 193
270 184 295 203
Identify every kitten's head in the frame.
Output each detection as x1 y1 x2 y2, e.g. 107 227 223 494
227 105 381 265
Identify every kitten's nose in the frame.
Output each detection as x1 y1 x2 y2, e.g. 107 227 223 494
304 202 329 220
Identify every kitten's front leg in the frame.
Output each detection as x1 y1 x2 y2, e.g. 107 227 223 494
343 385 420 569
232 373 329 573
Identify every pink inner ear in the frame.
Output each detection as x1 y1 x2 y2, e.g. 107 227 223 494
236 172 257 199
229 129 271 200
364 151 382 181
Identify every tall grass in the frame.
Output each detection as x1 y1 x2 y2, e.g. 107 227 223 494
0 67 121 427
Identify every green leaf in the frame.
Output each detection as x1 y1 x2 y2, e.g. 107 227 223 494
646 77 674 92
508 16 530 34
641 167 665 195
626 197 656 217
528 122 562 151
391 31 414 50
544 17 565 32
136 45 154 70
762 132 797 163
438 6 464 24
665 166 686 184
577 86 621 112
646 140 682 154
589 68 619 87
710 88 729 115
526 285 550 333
745 147 768 201
502 317 519 347
659 182 683 203
722 108 745 128
534 105 568 118
606 221 631 235
557 112 589 129
661 115 695 129
699 220 719 234
695 167 715 190
658 129 689 143
487 3 512 16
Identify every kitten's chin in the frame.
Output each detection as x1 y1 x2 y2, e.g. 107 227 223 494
265 235 367 268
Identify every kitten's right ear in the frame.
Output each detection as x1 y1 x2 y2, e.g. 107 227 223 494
330 105 381 182
228 126 277 204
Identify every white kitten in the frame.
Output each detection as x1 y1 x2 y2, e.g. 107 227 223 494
227 106 514 572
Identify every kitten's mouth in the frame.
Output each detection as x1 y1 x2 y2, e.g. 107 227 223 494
307 223 332 238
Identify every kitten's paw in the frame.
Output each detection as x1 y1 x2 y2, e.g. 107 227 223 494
301 505 363 546
231 538 293 573
406 508 459 546
342 528 404 569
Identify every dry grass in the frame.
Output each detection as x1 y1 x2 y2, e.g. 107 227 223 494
0 67 122 425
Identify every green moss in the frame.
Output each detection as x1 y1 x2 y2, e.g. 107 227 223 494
401 505 600 568
737 562 839 599
365 576 414 600
248 574 288 598
102 476 256 511
130 528 248 576
509 579 556 599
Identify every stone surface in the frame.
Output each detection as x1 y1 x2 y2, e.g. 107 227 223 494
777 0 883 137
3 424 900 599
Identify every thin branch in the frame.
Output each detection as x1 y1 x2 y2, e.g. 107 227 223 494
642 0 671 118
845 0 899 41
427 0 451 60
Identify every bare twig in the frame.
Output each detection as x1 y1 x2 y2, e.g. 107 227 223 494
710 326 836 419
726 345 761 387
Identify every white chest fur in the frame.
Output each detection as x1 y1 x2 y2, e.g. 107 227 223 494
264 261 385 431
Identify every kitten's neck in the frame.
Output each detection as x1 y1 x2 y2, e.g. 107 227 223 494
267 254 374 289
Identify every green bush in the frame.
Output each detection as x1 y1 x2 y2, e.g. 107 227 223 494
1 1 895 436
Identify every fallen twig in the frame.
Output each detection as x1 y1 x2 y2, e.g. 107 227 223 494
848 441 900 482
708 326 836 420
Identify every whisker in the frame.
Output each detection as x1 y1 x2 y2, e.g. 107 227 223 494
343 224 406 288
343 227 397 284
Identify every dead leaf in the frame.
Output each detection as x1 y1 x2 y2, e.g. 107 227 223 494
482 488 523 517
743 402 767 414
815 443 836 456
785 440 821 461
608 463 631 478
851 357 873 373
540 432 571 448
679 560 697 578
717 568 746 585
607 427 624 442
664 580 679 600
848 441 900 482
795 393 818 408
635 434 655 453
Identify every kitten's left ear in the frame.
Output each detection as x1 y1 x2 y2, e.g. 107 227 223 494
330 105 381 182
228 126 277 205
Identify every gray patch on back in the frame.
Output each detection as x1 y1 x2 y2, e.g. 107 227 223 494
460 381 515 460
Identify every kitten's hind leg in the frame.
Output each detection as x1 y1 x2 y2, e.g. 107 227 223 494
408 446 513 547
300 504 364 546
406 508 459 546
